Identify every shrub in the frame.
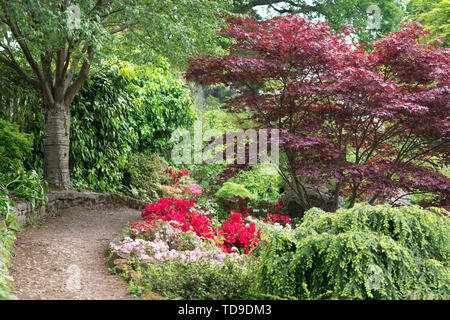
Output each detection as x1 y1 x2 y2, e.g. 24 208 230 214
125 153 168 201
138 196 264 255
112 209 261 300
257 204 450 300
0 119 33 169
229 164 283 201
132 254 259 300
215 182 255 200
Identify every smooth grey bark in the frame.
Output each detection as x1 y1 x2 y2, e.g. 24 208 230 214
43 102 72 189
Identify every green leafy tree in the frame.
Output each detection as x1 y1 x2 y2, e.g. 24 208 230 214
0 0 227 188
406 0 449 46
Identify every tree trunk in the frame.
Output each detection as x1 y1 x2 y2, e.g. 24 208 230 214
43 101 71 189
331 182 341 212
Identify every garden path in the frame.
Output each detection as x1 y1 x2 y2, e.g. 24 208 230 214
8 207 140 300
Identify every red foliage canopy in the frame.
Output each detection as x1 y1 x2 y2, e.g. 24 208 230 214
187 15 450 210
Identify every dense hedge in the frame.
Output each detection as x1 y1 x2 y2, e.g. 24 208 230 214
0 120 33 170
257 204 450 300
70 60 196 191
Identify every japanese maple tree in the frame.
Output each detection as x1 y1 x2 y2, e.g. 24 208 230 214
187 15 450 211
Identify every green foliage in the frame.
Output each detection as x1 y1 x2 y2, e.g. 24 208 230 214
97 0 230 69
133 256 259 300
0 225 15 300
120 61 196 153
186 108 242 191
406 0 449 46
257 204 450 299
229 164 283 201
0 168 48 213
0 192 17 231
189 163 225 192
126 153 168 190
236 0 405 44
0 167 47 232
70 60 195 191
0 120 33 169
215 182 256 200
0 0 228 76
0 191 16 300
125 153 168 202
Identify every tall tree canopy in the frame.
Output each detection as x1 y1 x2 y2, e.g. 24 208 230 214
232 0 406 43
406 0 449 46
0 0 227 188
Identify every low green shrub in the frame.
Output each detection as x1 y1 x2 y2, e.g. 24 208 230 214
215 182 255 200
257 204 450 300
126 153 168 190
132 256 259 300
124 153 169 202
228 164 283 202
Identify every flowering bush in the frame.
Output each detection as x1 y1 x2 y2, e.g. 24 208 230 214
140 198 219 242
111 235 232 266
184 184 203 196
157 167 204 201
264 213 291 227
163 167 191 184
134 196 274 255
219 210 262 254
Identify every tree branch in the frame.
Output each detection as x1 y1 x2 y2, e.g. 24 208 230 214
0 2 54 105
64 46 94 106
0 55 40 89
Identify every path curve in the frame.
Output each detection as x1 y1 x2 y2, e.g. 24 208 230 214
9 207 141 300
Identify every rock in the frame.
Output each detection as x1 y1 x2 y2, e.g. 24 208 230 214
113 259 132 274
279 185 345 219
279 191 305 219
10 190 146 227
372 188 411 206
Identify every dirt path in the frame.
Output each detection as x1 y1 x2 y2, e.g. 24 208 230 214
9 207 141 300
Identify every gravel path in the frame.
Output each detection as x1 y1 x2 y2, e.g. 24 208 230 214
9 207 141 300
